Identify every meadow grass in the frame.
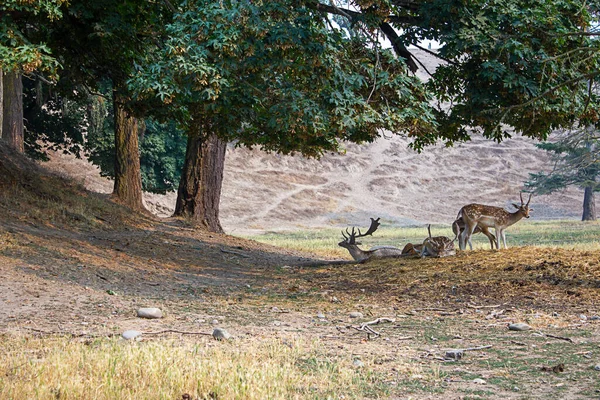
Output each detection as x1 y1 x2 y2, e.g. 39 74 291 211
0 335 394 400
241 219 600 258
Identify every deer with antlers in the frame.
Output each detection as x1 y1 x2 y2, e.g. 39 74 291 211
338 217 405 262
457 193 533 250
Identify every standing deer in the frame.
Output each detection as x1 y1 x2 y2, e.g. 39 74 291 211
338 217 405 262
457 193 533 250
452 217 497 250
420 223 459 257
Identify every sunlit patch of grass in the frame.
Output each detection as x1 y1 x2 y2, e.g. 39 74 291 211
0 335 397 400
242 220 600 258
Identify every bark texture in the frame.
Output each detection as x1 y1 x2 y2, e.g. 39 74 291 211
174 125 226 233
1 70 24 153
112 90 145 211
582 186 596 221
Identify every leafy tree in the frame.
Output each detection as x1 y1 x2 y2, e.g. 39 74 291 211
133 0 600 232
1 0 65 153
526 128 599 221
40 0 174 210
132 0 437 231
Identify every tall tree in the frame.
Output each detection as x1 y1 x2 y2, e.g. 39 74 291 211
1 0 64 153
132 0 437 230
526 128 600 221
42 0 173 210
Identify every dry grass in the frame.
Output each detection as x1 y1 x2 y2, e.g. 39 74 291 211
0 335 400 400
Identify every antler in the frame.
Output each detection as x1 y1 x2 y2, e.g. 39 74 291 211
519 192 533 206
341 217 381 244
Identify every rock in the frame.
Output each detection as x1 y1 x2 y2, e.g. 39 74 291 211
508 323 531 331
136 307 163 319
589 315 600 321
349 311 364 319
445 350 463 360
317 313 326 319
580 314 587 321
122 330 142 340
211 319 220 325
594 365 600 371
472 378 486 384
212 328 232 341
353 359 364 368
106 290 116 295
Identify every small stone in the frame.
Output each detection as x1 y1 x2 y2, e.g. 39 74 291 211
594 365 600 371
589 316 600 321
106 290 116 295
349 312 364 319
136 307 163 319
211 319 219 325
472 378 486 384
212 328 232 341
122 330 142 340
508 323 531 331
317 313 326 319
580 314 588 321
353 359 364 368
552 312 559 317
445 350 463 360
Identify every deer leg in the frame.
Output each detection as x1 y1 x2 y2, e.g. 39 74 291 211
501 230 508 249
494 227 502 250
461 222 477 251
482 227 496 250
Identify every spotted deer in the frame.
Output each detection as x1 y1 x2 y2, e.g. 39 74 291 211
457 193 533 250
338 217 405 262
452 217 497 250
420 223 459 257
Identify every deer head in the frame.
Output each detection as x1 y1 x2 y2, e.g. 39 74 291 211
338 217 381 248
512 192 533 218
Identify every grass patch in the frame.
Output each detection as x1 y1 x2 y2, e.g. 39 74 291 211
242 220 600 258
0 335 395 400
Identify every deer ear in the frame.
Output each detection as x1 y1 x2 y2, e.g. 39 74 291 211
512 203 520 209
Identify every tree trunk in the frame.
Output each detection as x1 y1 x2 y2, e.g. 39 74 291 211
174 122 226 233
0 69 3 138
582 186 596 221
2 70 24 153
112 90 145 211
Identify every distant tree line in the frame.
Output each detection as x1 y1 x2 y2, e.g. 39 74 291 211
2 0 600 231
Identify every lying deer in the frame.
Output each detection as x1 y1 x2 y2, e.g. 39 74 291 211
420 223 458 257
452 217 497 250
338 217 405 262
457 192 533 250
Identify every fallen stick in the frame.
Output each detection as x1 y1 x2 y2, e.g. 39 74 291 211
542 333 574 343
359 317 395 329
456 345 493 352
467 303 502 309
143 329 213 336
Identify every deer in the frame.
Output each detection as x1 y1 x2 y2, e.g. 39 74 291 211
338 217 405 262
457 192 533 250
452 217 497 250
420 223 459 257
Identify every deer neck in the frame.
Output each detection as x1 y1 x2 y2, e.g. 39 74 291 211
505 210 525 227
346 245 371 262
